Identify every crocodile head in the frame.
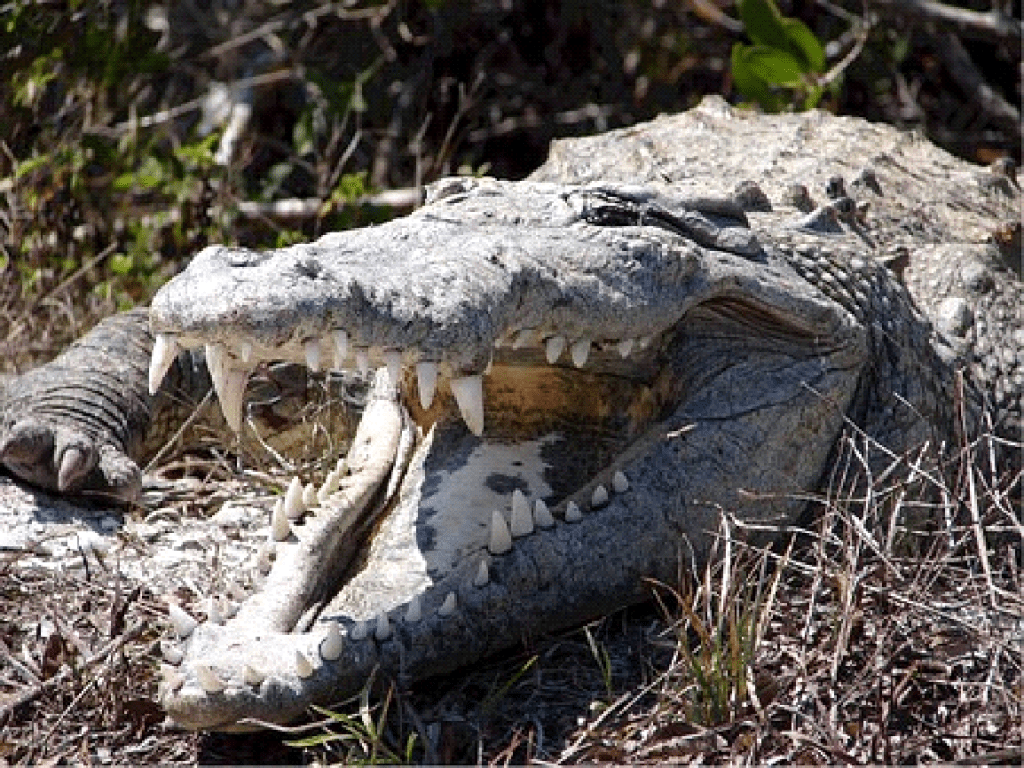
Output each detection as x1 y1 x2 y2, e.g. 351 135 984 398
148 177 870 730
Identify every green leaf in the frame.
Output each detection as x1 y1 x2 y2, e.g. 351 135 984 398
781 17 825 72
744 47 806 86
731 43 782 111
738 0 790 51
738 0 824 74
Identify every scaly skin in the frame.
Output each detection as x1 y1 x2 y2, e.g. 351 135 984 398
0 97 1018 730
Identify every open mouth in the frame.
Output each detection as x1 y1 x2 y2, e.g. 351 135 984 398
148 179 865 730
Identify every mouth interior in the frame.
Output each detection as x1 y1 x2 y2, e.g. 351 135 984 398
310 336 676 623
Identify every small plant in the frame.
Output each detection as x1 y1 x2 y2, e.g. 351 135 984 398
284 680 418 765
731 0 827 111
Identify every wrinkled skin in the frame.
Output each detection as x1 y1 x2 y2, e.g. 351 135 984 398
0 98 1017 730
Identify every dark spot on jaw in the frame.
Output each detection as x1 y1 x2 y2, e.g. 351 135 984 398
294 258 323 280
484 474 529 495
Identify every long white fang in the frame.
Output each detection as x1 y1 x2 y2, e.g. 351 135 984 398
439 592 458 616
450 375 485 436
488 510 512 554
283 477 305 519
613 470 629 493
617 339 635 358
271 499 292 541
148 333 178 395
239 341 253 363
205 342 226 389
304 339 321 372
385 349 403 389
473 559 490 587
351 621 368 641
220 367 248 432
302 482 318 509
570 338 591 367
332 330 349 367
295 651 314 678
565 501 583 522
354 348 370 374
416 361 438 409
168 604 198 638
545 335 566 363
405 596 422 623
194 664 225 693
161 640 184 665
534 499 555 528
243 666 265 686
510 489 533 537
320 623 344 661
591 484 609 508
375 612 392 640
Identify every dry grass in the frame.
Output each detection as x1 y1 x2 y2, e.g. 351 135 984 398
5 421 1017 765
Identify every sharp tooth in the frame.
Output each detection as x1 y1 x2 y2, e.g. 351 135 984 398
354 347 370 374
405 596 422 623
320 623 344 661
488 510 512 554
385 349 403 389
318 469 341 502
416 361 438 409
205 343 226 390
483 355 493 376
219 367 248 432
243 665 265 686
161 640 184 665
271 499 292 541
545 335 566 364
336 455 347 474
473 559 490 587
148 333 178 395
304 339 321 372
565 501 583 522
168 604 198 638
283 477 305 519
375 612 392 640
512 328 535 349
533 499 555 528
570 338 591 367
239 341 253 363
612 470 629 493
194 664 225 693
438 592 458 616
510 489 533 537
350 621 368 641
591 484 609 508
295 651 314 678
332 330 349 367
616 339 635 358
302 481 318 509
206 596 224 625
450 375 485 436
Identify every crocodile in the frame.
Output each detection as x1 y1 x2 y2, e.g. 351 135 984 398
0 97 1019 731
